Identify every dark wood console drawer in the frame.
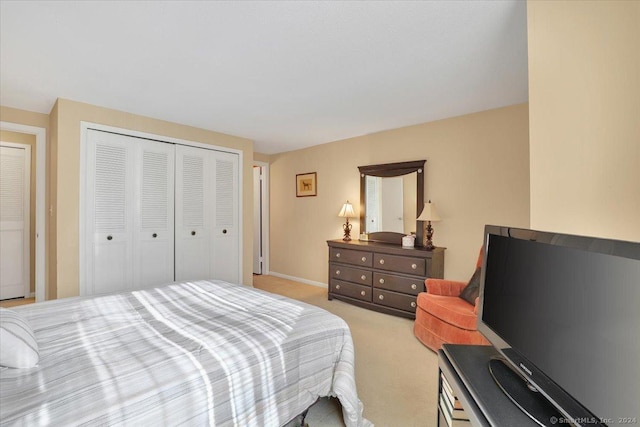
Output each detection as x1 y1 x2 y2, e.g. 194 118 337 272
330 279 372 302
373 273 425 296
373 253 426 276
373 288 417 313
330 263 372 286
330 247 373 267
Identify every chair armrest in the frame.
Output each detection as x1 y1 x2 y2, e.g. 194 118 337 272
425 278 467 297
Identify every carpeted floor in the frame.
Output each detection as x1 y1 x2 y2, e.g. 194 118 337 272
0 297 35 308
254 274 439 427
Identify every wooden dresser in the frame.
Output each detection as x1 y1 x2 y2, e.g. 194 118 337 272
327 239 445 319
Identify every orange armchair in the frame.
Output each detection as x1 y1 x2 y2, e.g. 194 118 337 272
413 249 489 352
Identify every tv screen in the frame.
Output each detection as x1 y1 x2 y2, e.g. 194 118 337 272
478 225 640 426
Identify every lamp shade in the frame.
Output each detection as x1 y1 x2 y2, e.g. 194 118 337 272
338 201 356 218
417 200 441 222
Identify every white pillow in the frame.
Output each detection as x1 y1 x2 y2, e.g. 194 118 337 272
0 307 39 368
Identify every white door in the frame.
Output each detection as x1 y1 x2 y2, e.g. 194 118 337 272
381 176 404 233
134 139 175 288
86 130 176 295
0 144 31 300
175 145 211 281
253 166 262 274
175 145 240 283
85 131 134 295
211 151 239 283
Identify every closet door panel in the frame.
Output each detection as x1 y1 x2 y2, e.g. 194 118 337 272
211 152 240 283
175 145 212 281
93 239 129 294
135 140 175 288
86 130 134 295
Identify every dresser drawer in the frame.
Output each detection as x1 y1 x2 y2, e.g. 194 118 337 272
330 279 372 302
330 263 372 286
373 273 425 296
373 253 426 276
373 288 417 313
330 248 373 267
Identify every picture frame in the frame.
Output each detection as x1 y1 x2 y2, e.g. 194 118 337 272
296 172 317 197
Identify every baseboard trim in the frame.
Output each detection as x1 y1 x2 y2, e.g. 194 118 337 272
268 271 328 289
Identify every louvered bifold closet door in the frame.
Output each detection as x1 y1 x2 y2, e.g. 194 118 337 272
86 130 135 295
134 139 175 288
211 150 239 284
0 145 30 300
175 145 212 281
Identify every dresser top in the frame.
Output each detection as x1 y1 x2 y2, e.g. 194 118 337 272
327 239 445 258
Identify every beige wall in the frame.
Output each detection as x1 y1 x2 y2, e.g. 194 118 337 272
269 104 530 283
52 98 254 298
528 1 640 241
0 130 36 294
253 152 271 163
0 106 51 298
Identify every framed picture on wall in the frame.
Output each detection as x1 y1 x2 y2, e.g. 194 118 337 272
296 172 317 197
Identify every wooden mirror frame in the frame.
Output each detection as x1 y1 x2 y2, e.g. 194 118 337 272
358 160 426 246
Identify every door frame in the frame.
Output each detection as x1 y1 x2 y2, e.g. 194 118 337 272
79 121 244 292
0 122 46 302
253 161 270 275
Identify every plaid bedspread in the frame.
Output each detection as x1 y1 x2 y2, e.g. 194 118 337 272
0 280 371 426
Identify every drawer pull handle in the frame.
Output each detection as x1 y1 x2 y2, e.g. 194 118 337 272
107 235 113 241
361 256 367 262
411 301 417 308
336 253 341 258
336 270 341 275
152 233 158 238
411 284 417 290
361 275 366 280
360 290 366 296
335 284 341 290
378 295 384 300
411 263 417 269
379 278 385 284
379 259 385 265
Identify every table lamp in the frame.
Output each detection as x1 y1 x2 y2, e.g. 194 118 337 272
417 200 441 250
338 201 356 241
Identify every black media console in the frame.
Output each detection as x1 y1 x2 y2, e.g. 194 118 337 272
438 344 541 427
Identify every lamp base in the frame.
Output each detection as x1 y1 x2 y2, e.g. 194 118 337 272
424 222 435 251
343 220 352 241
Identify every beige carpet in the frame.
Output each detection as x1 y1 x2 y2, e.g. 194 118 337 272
0 297 35 308
254 275 439 427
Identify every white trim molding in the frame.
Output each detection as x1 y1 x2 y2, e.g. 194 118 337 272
268 271 328 289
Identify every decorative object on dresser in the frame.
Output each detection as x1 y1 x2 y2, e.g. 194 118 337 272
417 200 441 250
296 172 317 197
338 200 356 241
327 239 445 319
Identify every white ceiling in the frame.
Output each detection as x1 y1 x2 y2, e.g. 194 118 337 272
0 1 528 154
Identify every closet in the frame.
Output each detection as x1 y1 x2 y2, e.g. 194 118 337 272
82 129 239 296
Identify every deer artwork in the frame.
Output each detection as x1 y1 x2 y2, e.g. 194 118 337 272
302 180 312 191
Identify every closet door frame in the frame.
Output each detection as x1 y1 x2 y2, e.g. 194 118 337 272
79 122 243 296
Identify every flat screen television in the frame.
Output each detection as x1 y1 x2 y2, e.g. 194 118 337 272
477 225 640 427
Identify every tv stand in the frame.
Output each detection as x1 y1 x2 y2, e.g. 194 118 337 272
438 344 543 427
488 358 562 427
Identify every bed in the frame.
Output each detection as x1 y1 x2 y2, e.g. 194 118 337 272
0 280 372 426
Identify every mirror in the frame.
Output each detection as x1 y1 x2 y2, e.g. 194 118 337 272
358 160 425 246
